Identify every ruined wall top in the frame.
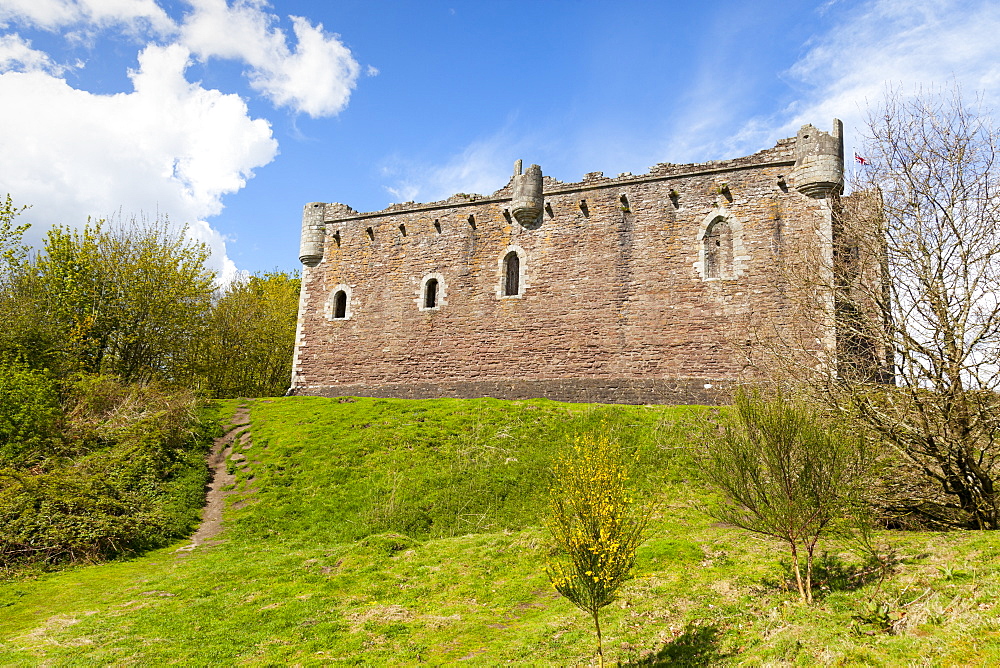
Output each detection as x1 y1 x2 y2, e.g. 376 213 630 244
306 134 800 231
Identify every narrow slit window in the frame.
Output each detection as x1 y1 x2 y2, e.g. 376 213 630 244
504 251 520 296
425 278 438 308
333 290 348 319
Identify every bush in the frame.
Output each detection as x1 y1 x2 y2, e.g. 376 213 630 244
0 358 62 466
546 431 652 667
0 375 212 571
699 388 873 604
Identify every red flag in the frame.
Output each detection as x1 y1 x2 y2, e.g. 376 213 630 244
854 152 870 165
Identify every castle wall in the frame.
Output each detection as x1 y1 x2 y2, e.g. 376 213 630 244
291 126 843 405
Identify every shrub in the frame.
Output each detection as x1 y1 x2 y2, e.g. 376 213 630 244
0 375 212 571
699 388 873 604
545 431 651 667
0 357 62 466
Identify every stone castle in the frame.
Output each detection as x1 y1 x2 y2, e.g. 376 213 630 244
289 120 847 404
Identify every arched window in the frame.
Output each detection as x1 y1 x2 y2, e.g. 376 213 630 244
504 251 520 296
704 219 733 279
418 274 445 311
325 284 353 320
425 278 438 308
333 290 348 319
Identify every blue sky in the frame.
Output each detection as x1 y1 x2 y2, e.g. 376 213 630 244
2 0 999 280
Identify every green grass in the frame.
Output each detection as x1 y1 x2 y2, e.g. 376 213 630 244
1 396 999 665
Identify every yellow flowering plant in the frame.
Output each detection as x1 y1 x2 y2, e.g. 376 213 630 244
545 431 651 667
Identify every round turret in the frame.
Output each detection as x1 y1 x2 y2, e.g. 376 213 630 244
299 202 326 267
792 119 844 198
511 161 543 225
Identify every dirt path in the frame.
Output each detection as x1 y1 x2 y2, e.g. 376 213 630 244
177 402 251 551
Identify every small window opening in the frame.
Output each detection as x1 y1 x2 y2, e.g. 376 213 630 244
503 209 512 223
503 251 520 296
333 231 341 247
704 219 733 279
545 202 554 218
468 214 476 229
424 278 438 308
399 223 407 237
366 227 375 241
333 290 348 319
433 219 442 234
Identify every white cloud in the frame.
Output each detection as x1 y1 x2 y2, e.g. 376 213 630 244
2 1 362 117
0 33 66 73
0 0 362 279
0 0 174 35
0 42 278 282
251 15 359 117
0 0 83 30
740 0 1000 160
576 0 1000 179
180 1 360 117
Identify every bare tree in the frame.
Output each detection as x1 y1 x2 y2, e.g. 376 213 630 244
787 87 1000 530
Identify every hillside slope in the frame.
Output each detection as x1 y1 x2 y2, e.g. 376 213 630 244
1 396 998 665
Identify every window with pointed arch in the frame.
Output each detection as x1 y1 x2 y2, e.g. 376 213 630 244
704 218 734 279
503 250 520 296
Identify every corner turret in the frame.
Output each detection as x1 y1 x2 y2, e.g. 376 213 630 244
299 202 326 267
510 159 543 225
792 119 844 198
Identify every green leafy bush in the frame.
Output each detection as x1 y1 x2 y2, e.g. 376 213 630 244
698 388 873 604
0 375 213 570
199 271 300 398
0 358 62 466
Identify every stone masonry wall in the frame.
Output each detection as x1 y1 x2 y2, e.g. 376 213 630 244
291 129 841 405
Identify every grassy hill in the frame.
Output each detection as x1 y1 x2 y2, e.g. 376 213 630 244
1 396 999 665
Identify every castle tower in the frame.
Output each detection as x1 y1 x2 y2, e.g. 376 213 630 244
510 159 543 225
299 202 326 267
790 119 844 369
792 119 844 198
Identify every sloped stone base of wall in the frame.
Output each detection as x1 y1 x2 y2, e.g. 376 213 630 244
290 377 733 406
